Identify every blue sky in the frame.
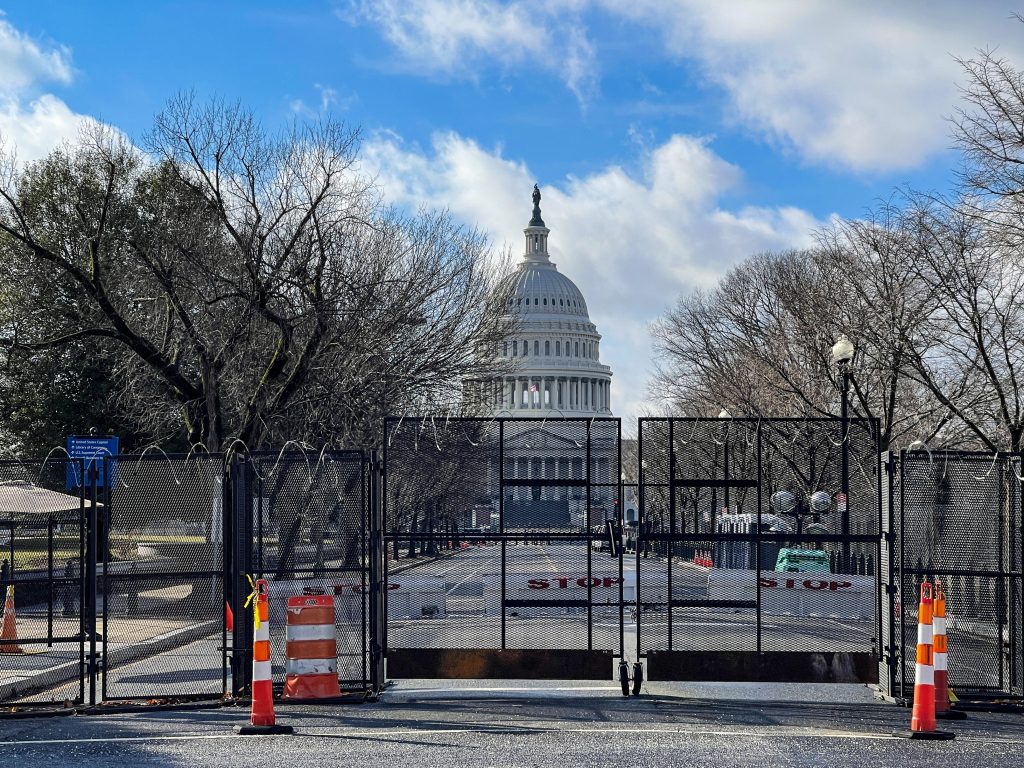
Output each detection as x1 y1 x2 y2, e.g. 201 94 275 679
1 1 1021 429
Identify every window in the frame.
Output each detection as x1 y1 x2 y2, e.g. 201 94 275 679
534 340 540 355
545 340 550 356
543 298 547 305
555 341 560 356
523 340 528 357
512 341 518 356
517 298 521 306
559 298 563 306
575 341 579 357
503 342 508 357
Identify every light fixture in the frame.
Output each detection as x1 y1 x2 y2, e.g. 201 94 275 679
770 490 796 515
809 490 832 514
831 334 854 365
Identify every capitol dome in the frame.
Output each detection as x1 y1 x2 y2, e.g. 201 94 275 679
484 185 613 417
503 254 589 318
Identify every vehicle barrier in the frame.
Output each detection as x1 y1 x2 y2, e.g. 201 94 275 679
484 572 636 617
707 568 874 620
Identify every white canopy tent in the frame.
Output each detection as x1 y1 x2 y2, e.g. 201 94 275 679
0 480 99 517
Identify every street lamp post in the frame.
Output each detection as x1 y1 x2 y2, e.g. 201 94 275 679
831 334 855 570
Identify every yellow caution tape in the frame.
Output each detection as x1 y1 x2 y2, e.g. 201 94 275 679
243 575 261 631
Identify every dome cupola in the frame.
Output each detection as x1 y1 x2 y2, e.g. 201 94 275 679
480 185 613 418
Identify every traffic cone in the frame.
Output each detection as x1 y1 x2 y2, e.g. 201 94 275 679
226 600 234 632
933 582 966 720
0 586 23 654
894 582 954 739
234 578 292 736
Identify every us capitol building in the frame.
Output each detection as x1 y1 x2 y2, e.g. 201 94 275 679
488 185 613 416
475 186 616 529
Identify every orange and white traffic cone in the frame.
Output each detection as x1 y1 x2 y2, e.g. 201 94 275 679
894 582 954 740
933 582 966 720
234 578 292 736
0 586 23 654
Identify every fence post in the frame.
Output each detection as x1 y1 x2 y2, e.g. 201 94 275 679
230 453 254 697
47 517 53 648
86 463 99 706
368 450 385 695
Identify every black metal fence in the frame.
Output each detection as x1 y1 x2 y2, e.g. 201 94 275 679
381 417 623 679
0 459 86 703
0 450 372 707
1 431 1021 707
100 454 227 702
230 451 370 695
637 417 881 682
883 450 1023 700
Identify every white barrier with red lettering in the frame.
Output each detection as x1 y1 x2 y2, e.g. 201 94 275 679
483 572 636 617
707 569 873 620
268 576 447 623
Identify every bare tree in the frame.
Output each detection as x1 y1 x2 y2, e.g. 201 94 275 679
650 248 917 449
0 95 514 452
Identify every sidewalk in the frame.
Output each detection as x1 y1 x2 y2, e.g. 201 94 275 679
0 605 219 703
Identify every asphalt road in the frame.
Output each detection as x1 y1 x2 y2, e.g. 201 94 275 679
0 680 1020 768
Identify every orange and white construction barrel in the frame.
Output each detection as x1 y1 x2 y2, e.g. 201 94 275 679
284 594 342 700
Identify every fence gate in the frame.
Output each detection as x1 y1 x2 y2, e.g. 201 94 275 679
637 417 881 683
382 417 623 680
101 454 228 702
230 451 371 697
884 451 1023 701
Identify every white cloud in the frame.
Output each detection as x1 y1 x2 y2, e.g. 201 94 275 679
0 14 86 162
0 13 72 92
607 0 1024 172
0 94 88 162
363 130 823 428
345 0 599 104
352 0 1024 173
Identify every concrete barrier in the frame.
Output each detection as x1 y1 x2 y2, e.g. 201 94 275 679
267 576 447 623
707 568 873 620
484 572 636 617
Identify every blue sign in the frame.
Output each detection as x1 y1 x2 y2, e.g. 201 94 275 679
66 435 119 489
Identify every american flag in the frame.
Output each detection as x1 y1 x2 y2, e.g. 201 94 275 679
529 384 537 392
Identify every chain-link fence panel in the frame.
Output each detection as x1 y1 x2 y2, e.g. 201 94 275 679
1013 458 1023 696
638 417 880 677
245 452 368 693
0 459 85 704
102 455 226 701
382 417 622 677
896 451 1022 698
